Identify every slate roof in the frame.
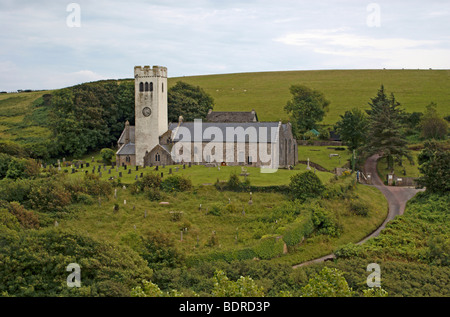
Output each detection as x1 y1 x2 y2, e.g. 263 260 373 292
118 126 135 144
168 122 282 143
116 143 135 155
206 111 258 123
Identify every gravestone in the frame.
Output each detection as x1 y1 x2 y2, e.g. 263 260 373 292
119 172 122 177
114 188 117 199
188 162 191 168
128 169 131 174
136 166 139 171
161 172 163 178
108 169 111 174
183 164 186 169
155 165 159 171
99 172 102 177
135 175 138 180
71 168 75 174
169 168 172 174
86 163 89 168
140 172 143 178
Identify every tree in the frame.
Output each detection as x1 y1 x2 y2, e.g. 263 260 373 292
420 102 448 140
100 148 116 165
168 81 214 122
334 108 368 151
363 85 411 170
417 140 449 194
301 267 354 297
284 85 330 137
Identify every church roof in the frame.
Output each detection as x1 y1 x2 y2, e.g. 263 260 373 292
116 142 135 155
118 126 135 144
168 122 282 143
206 110 258 123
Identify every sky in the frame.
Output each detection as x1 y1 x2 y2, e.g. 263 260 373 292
0 0 449 91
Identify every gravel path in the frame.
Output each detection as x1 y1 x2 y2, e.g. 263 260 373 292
292 154 424 268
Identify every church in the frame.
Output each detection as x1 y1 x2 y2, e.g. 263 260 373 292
116 65 298 169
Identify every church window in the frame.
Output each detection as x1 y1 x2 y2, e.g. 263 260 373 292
126 156 130 163
150 82 154 92
162 83 164 93
247 156 253 164
145 82 149 91
155 153 160 162
139 82 144 92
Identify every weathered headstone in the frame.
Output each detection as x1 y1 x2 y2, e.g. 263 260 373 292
161 172 163 178
108 169 111 174
119 172 122 177
183 164 186 169
86 163 89 168
114 188 117 199
136 166 139 171
140 172 143 178
128 169 131 174
155 165 159 171
135 175 138 180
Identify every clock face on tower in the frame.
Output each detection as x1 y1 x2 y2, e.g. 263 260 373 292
142 107 152 117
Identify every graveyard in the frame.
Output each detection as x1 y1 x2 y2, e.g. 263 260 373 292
45 158 389 266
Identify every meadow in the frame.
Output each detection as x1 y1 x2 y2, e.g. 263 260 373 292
168 69 450 124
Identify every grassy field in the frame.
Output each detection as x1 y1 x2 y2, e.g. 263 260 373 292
168 69 450 125
0 91 51 144
376 151 421 181
64 162 335 187
297 145 351 171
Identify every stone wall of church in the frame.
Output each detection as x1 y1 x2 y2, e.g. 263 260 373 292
116 155 136 167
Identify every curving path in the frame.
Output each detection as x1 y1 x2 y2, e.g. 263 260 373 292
292 154 424 268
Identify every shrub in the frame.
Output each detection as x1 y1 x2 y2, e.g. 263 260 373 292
29 180 72 213
311 206 341 237
161 175 192 192
72 192 95 205
254 237 285 260
138 173 162 190
0 201 40 229
289 171 325 201
146 187 163 201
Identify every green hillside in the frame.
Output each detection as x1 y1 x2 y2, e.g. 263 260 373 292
169 69 450 124
0 69 448 147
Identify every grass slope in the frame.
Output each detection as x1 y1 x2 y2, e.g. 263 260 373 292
168 69 450 124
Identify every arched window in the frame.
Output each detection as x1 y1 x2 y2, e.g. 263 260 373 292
139 82 144 92
144 82 149 91
126 156 130 163
155 153 160 162
150 82 154 92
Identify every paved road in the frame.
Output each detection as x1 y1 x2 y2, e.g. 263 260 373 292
292 154 424 268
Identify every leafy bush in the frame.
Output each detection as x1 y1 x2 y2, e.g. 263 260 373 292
0 201 39 229
311 206 341 237
28 180 72 213
161 175 192 192
254 237 285 260
146 187 163 201
289 171 325 202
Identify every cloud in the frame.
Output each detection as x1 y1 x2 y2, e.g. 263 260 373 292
274 28 450 69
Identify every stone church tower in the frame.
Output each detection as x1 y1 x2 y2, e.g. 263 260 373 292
134 65 168 166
